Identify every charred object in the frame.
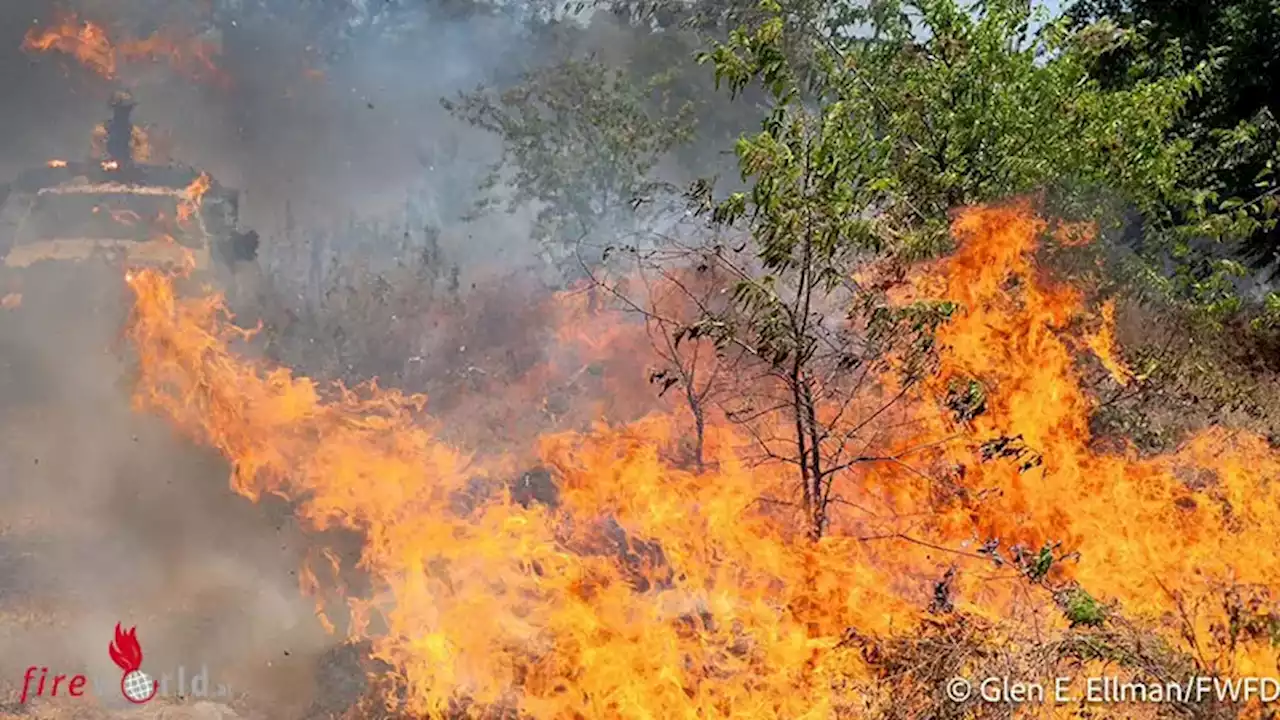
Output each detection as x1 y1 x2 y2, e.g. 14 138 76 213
0 91 259 274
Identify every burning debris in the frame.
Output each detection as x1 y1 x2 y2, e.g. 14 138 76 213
104 91 138 172
0 96 257 279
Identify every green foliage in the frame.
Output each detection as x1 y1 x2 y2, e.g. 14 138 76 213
681 0 1233 450
1061 588 1108 627
945 378 987 422
704 0 1217 268
1253 292 1280 331
866 299 958 378
1020 541 1059 583
442 57 696 250
1068 0 1280 271
446 0 1279 542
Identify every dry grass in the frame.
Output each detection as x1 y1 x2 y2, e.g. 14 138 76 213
867 625 1218 720
188 205 1280 719
1086 296 1280 454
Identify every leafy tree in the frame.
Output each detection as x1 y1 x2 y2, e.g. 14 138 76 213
443 56 696 277
662 0 1244 537
1067 0 1280 272
450 0 1262 537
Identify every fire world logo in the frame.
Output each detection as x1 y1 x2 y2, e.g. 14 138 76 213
108 624 158 704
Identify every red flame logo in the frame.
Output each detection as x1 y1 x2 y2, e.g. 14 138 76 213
109 623 157 704
108 624 143 672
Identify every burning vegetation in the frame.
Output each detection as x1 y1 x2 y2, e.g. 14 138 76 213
0 89 254 279
119 203 1280 719
5 0 1280 718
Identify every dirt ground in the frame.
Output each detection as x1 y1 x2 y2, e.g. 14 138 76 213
0 699 248 719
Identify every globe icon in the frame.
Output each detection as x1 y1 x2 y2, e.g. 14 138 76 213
122 670 156 703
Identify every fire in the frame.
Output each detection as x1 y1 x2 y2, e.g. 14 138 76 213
22 13 116 77
894 205 1280 672
124 203 1280 717
46 159 68 168
177 173 211 224
22 12 230 88
132 126 152 163
90 124 153 163
1 293 21 310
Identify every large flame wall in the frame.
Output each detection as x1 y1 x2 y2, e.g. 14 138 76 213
123 204 1280 718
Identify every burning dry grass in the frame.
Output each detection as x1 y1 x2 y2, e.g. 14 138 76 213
852 616 1242 720
115 203 1280 718
1093 297 1280 455
239 224 657 457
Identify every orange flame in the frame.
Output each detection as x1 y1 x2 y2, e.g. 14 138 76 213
124 203 1280 717
131 126 152 163
22 13 116 77
22 12 231 88
176 173 211 224
89 124 154 163
46 159 68 168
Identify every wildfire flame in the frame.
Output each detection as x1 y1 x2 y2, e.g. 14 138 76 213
90 124 155 164
176 173 211 224
123 203 1280 717
22 12 230 88
22 13 116 77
